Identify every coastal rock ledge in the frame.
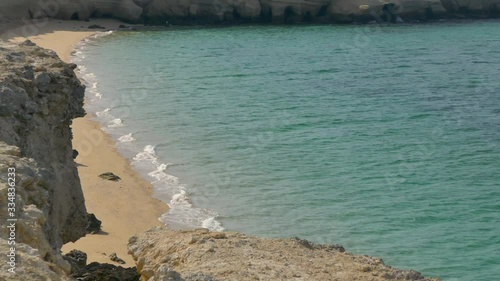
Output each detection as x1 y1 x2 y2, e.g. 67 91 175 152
128 227 439 281
0 40 87 280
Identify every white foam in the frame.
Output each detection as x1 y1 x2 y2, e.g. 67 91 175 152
133 145 158 164
118 133 136 143
131 149 226 231
202 217 225 232
160 205 225 232
92 30 114 39
108 118 124 128
148 163 180 185
96 108 110 117
84 73 96 79
70 30 226 234
170 190 191 206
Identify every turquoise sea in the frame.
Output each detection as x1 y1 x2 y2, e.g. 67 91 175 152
72 21 500 281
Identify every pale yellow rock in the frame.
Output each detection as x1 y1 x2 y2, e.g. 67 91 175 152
128 227 440 281
0 39 87 280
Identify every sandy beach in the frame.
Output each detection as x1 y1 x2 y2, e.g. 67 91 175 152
1 19 168 266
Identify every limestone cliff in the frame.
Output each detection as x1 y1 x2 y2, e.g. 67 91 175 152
0 0 499 24
140 0 448 24
0 0 143 22
0 40 87 280
128 227 439 281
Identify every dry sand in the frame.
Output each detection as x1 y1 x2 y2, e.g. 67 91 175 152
1 18 168 266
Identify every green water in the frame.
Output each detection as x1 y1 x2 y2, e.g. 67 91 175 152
75 22 500 280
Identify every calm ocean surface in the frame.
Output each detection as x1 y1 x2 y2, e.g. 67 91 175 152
73 22 500 281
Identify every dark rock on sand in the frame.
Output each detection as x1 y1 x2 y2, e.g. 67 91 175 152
71 262 140 281
73 149 79 159
20 39 36 46
99 172 121 181
88 24 106 29
64 250 87 272
109 252 126 264
86 213 102 234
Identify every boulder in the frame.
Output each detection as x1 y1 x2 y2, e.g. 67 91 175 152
88 24 106 29
72 149 79 159
86 213 102 234
99 172 121 181
109 252 126 264
71 262 140 281
64 250 88 272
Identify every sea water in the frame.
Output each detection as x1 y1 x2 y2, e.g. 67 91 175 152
72 22 500 281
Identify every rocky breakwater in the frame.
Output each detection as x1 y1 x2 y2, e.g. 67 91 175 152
0 40 87 280
128 227 439 281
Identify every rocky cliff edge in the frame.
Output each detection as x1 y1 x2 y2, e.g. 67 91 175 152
128 227 439 281
0 40 87 280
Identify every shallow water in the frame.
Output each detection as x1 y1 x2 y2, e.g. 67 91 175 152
73 22 500 281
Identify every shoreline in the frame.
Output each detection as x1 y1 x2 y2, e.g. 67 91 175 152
0 24 445 280
1 19 168 266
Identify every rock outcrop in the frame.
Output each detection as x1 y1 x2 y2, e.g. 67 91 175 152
440 0 500 17
1 0 499 24
128 227 439 281
0 0 143 22
70 262 141 281
140 0 449 24
327 0 448 23
0 40 87 280
141 0 262 24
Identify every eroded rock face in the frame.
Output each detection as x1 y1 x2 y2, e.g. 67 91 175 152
0 0 143 23
328 0 448 23
128 227 439 281
0 40 87 280
127 0 453 24
141 0 262 24
440 0 500 17
0 0 499 24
